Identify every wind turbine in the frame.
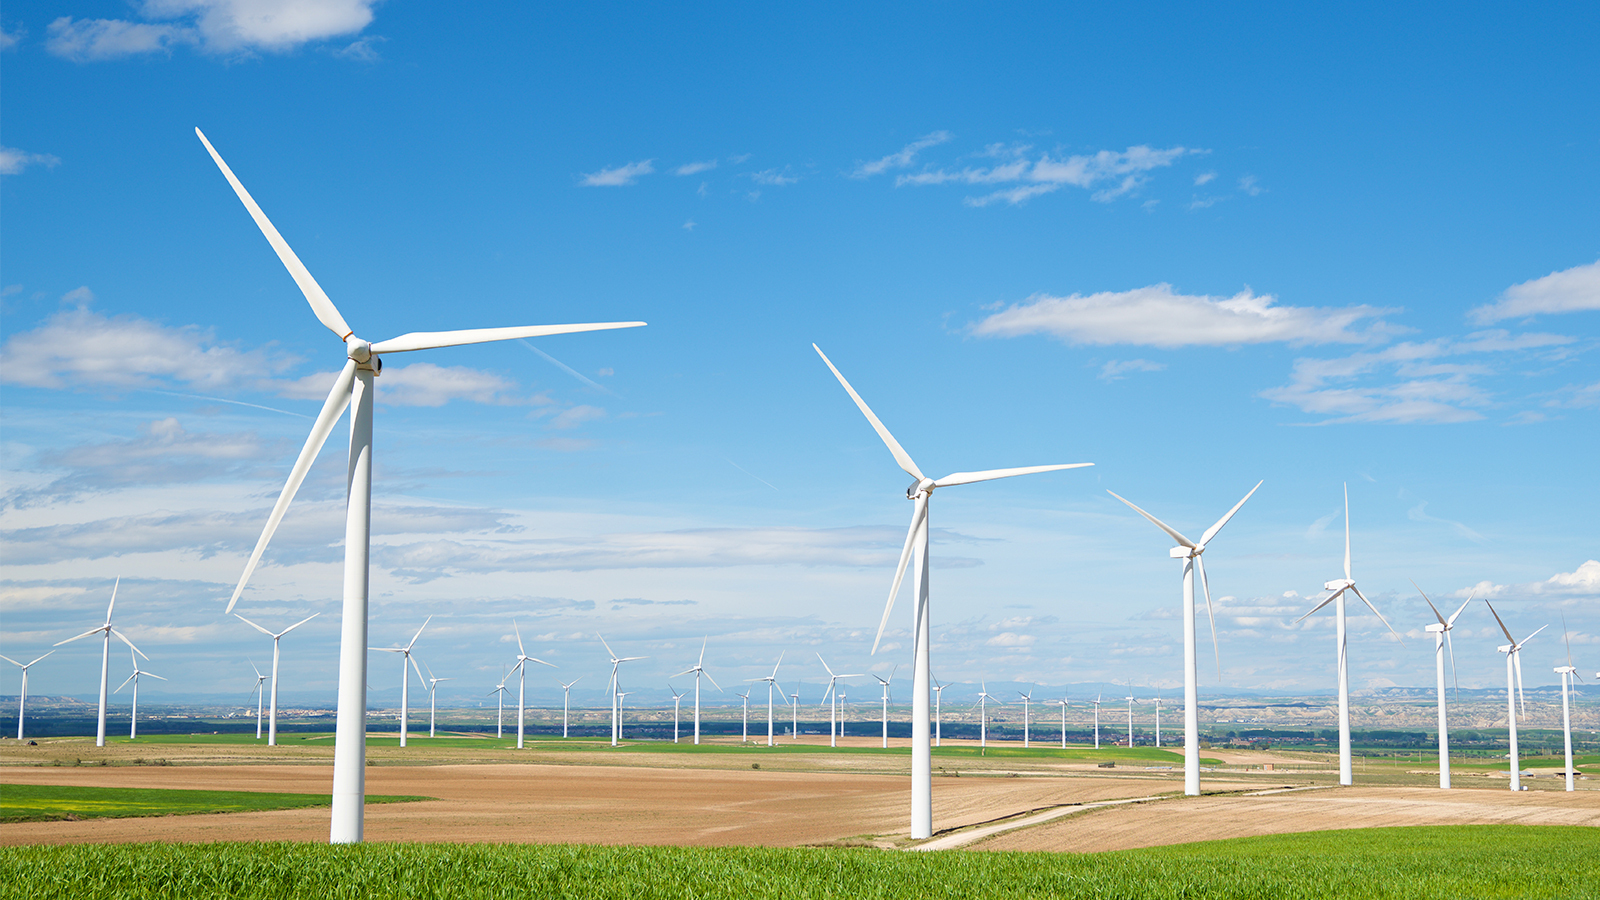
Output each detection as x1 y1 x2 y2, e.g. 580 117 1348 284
1017 685 1034 748
511 622 556 749
668 684 685 743
839 686 848 738
247 661 269 739
1053 694 1069 749
756 653 785 747
815 344 1091 839
1414 581 1473 789
1555 616 1584 793
789 689 800 740
816 654 861 748
54 578 146 747
234 612 319 746
1109 482 1260 795
931 675 949 747
114 647 166 739
1123 684 1138 748
371 617 430 748
873 665 899 749
601 635 645 747
1294 486 1404 786
1091 693 1103 750
737 688 751 743
1151 688 1164 748
199 127 645 844
976 682 993 748
1485 600 1545 792
558 677 581 739
488 667 509 739
615 690 631 741
0 651 52 740
422 661 452 738
672 637 717 745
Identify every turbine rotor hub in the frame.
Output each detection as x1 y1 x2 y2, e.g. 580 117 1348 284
907 477 935 499
346 337 372 363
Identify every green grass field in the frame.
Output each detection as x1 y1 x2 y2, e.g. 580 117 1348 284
0 785 432 824
0 826 1592 899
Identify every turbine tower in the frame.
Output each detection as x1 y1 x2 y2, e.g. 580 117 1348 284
488 667 509 739
1017 685 1034 748
247 661 269 739
1485 600 1544 792
1109 482 1260 795
371 617 430 749
931 675 948 747
601 635 645 747
814 344 1091 839
1151 688 1164 748
1554 616 1583 793
1123 685 1138 748
672 637 718 745
789 689 800 740
668 684 685 743
1091 693 1103 750
54 578 146 747
422 661 452 738
113 647 166 739
1053 694 1069 749
737 689 751 742
511 622 556 749
976 682 993 748
235 612 318 746
873 665 898 749
756 653 785 747
1294 486 1403 786
0 651 52 741
199 127 644 843
558 677 581 739
1414 581 1472 789
816 654 861 748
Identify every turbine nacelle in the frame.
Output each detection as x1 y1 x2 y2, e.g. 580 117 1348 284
346 337 372 363
1324 578 1354 592
906 477 935 499
1424 623 1447 634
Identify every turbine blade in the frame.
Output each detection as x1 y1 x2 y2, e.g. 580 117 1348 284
1446 630 1459 701
704 670 723 692
226 360 357 613
873 495 927 655
1106 490 1195 548
933 463 1092 488
526 657 557 669
1199 480 1264 548
1484 600 1516 645
699 636 707 668
146 672 167 681
1197 555 1221 680
105 576 120 624
1409 579 1448 627
816 653 835 677
1517 625 1548 648
194 128 353 339
671 668 697 678
407 615 433 651
54 628 104 647
234 614 276 638
1294 589 1342 624
1342 483 1351 582
1563 613 1574 669
1350 586 1405 646
811 344 924 481
371 322 646 355
1447 590 1475 627
280 612 320 636
111 629 148 660
1514 651 1525 717
771 650 784 679
115 672 136 692
515 621 527 657
599 633 616 660
409 654 426 686
0 654 18 668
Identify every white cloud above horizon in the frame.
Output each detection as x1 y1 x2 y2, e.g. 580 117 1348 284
580 160 655 187
46 0 378 61
1469 260 1600 324
0 145 62 175
897 143 1197 206
851 130 952 178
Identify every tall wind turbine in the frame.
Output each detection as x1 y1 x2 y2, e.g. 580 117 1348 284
1414 581 1473 789
873 666 899 749
54 578 146 748
235 612 318 746
1294 486 1403 786
488 667 509 739
1109 482 1260 795
737 689 751 743
199 128 645 844
1554 616 1583 793
815 345 1090 837
1151 688 1164 748
668 684 685 743
558 677 581 739
422 661 452 738
114 647 166 739
672 638 717 745
371 617 430 749
601 635 645 747
756 653 785 747
248 661 269 739
1485 600 1544 791
1123 685 1138 748
1053 694 1069 749
511 622 556 749
816 654 861 748
931 675 948 747
1091 693 1102 750
0 651 52 741
976 682 993 748
789 689 800 740
1017 686 1034 748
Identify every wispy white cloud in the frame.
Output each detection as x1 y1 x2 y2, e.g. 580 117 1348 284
899 144 1196 206
1459 560 1600 602
0 146 62 175
548 404 606 429
973 283 1401 348
1238 174 1264 196
1468 259 1600 324
0 24 23 50
580 159 655 186
851 130 952 178
46 1 377 61
1097 359 1166 381
674 160 716 176
1194 171 1216 186
1405 500 1486 543
750 168 798 186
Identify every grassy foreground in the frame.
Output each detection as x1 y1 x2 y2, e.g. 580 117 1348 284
2 826 1593 899
0 785 432 824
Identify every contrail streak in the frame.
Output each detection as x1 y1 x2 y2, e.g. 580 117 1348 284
519 340 621 397
139 389 311 418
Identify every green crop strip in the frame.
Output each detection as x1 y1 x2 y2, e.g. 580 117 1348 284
0 784 433 823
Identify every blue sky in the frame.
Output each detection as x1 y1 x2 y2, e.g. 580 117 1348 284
2 1 1597 711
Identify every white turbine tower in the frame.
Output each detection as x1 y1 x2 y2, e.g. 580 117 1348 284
1554 616 1583 793
1017 686 1034 748
0 651 53 741
672 638 718 745
1123 685 1138 748
511 622 556 749
1053 694 1069 749
789 689 800 740
371 617 430 749
1109 482 1261 795
615 690 631 741
1091 693 1103 750
815 344 1091 838
247 661 269 739
757 653 785 747
558 677 581 739
199 128 644 844
113 647 167 740
1485 600 1544 791
975 683 995 748
816 654 861 748
737 689 751 743
1413 581 1472 789
488 667 509 739
873 666 899 749
235 612 318 746
54 578 146 748
422 661 452 738
931 675 949 747
668 684 685 743
1151 688 1164 748
601 635 645 747
1294 486 1404 786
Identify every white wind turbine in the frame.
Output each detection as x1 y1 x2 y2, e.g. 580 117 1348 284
511 622 556 749
1091 693 1103 750
488 667 509 739
235 612 319 746
668 684 685 743
1554 616 1583 793
815 344 1091 838
1053 694 1069 749
371 617 430 748
558 677 581 739
1123 685 1138 748
1485 600 1544 792
737 688 751 742
1151 688 1164 748
601 635 645 747
0 651 52 741
422 661 452 738
789 689 800 740
615 689 631 741
54 578 146 748
873 665 899 749
672 637 718 745
1109 482 1261 795
931 675 949 747
247 661 269 739
1294 486 1403 786
976 682 994 748
199 128 644 844
756 653 785 747
839 686 849 738
1413 581 1473 789
1017 685 1034 748
114 647 167 740
816 654 861 748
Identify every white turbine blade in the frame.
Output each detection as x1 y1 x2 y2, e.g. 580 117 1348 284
514 621 529 657
1294 589 1343 624
115 672 137 692
1516 625 1547 649
599 633 617 660
226 360 357 613
699 636 707 668
811 343 924 481
146 672 167 682
1514 651 1526 717
409 654 427 686
234 614 276 638
1484 600 1517 645
771 650 784 679
1197 555 1221 680
1342 483 1351 582
371 322 646 355
1199 480 1264 548
407 615 433 651
1446 630 1459 699
54 628 104 647
933 463 1092 488
0 654 19 668
279 612 320 636
1447 590 1475 628
526 657 557 669
1350 586 1404 646
671 668 697 678
1563 613 1574 669
874 495 927 655
1106 490 1194 548
704 669 723 692
251 659 263 678
619 656 647 663
111 629 149 660
194 129 353 339
1410 579 1448 628
105 576 120 624
816 653 835 677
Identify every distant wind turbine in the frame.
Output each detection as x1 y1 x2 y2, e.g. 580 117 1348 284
1414 581 1473 789
1123 685 1138 748
1109 482 1260 795
113 646 166 740
0 651 53 741
247 661 269 739
422 661 452 738
1053 694 1070 749
615 690 631 741
672 637 717 745
1017 685 1034 748
815 344 1092 840
873 666 899 749
931 675 949 747
976 682 993 748
1486 600 1545 792
669 684 685 743
789 689 800 740
816 654 861 748
1091 693 1103 750
488 667 509 739
601 635 645 747
54 578 146 748
558 677 581 739
737 689 751 743
511 622 556 749
199 126 644 843
1151 688 1164 748
756 653 785 747
235 612 318 746
1555 616 1584 793
371 617 430 748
